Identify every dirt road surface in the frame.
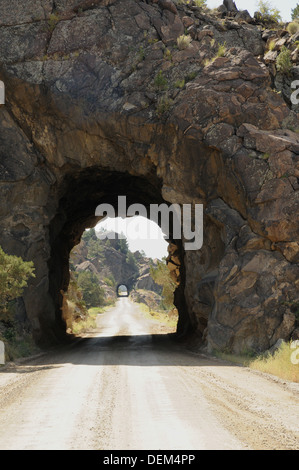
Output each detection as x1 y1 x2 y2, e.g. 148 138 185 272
0 298 298 450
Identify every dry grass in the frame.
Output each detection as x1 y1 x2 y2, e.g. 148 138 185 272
177 34 192 50
71 305 116 335
0 333 40 364
138 302 178 328
71 314 97 335
216 42 227 57
216 342 299 383
248 342 299 383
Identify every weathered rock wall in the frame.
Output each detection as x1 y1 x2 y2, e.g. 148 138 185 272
0 0 298 352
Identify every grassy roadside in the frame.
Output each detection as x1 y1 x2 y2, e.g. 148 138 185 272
137 302 178 329
0 303 116 364
70 304 115 335
0 332 41 364
137 301 298 383
215 341 299 383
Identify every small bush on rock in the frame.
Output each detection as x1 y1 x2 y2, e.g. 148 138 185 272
177 34 192 50
287 22 299 35
276 47 293 75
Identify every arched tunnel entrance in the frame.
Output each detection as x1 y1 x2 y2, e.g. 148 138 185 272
117 285 129 297
0 0 298 363
43 163 299 355
47 168 191 347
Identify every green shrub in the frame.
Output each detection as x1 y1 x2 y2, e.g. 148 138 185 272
150 259 176 310
287 21 299 35
0 246 35 315
163 48 172 61
276 46 293 75
154 70 168 91
126 251 139 275
261 152 270 160
177 34 192 50
175 0 207 6
48 13 60 31
256 0 282 23
203 58 212 67
156 94 173 117
174 78 185 88
185 71 197 82
193 0 207 7
75 271 105 308
217 42 227 57
104 276 116 287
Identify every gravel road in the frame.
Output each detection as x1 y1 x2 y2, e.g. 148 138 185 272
0 298 298 450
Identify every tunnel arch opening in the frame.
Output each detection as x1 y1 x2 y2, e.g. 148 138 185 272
46 168 191 347
117 285 129 297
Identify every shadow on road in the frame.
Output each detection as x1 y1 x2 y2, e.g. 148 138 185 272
1 333 239 373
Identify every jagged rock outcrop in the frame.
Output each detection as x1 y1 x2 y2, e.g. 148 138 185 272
0 0 299 353
134 252 162 293
130 288 164 311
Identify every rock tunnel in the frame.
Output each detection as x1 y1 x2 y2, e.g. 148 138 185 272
0 0 299 354
47 168 190 345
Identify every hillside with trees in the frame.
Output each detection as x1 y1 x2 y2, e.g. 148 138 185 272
63 228 177 333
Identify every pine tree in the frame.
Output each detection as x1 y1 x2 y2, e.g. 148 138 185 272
257 0 282 22
291 4 299 20
75 271 105 308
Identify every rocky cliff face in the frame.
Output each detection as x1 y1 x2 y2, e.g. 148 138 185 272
0 0 299 353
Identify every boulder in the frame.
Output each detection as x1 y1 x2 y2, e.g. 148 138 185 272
223 0 238 12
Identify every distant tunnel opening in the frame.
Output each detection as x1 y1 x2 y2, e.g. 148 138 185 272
117 285 128 297
46 168 191 347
